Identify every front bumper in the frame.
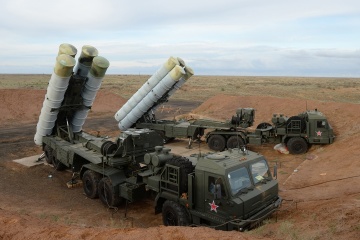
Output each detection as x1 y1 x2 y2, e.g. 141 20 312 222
229 196 282 231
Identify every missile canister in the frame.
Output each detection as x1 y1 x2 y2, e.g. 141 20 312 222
118 65 185 131
114 56 179 122
34 53 76 145
177 57 185 67
73 45 99 77
58 43 77 57
71 56 110 132
165 65 194 99
150 65 194 113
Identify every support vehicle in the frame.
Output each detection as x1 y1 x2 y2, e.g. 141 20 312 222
206 109 335 154
135 107 335 154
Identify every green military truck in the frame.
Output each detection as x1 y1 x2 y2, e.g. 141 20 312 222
36 47 281 231
44 131 281 231
135 106 334 154
40 76 280 231
207 109 335 154
145 147 282 231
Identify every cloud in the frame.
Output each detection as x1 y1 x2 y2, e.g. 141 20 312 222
0 0 359 76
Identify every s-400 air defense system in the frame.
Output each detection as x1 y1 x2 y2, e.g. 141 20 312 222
34 44 281 231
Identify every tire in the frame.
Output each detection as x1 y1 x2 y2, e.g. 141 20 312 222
82 170 101 199
287 137 308 154
98 177 122 207
226 136 245 149
51 149 67 171
44 145 53 164
166 156 194 194
207 134 226 151
162 200 189 226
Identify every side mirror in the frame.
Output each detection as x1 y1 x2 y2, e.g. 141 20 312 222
273 164 278 180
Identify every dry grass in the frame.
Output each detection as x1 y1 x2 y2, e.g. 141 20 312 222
0 74 359 104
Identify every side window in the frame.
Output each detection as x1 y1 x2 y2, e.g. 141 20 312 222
208 176 226 199
317 120 326 128
250 159 270 184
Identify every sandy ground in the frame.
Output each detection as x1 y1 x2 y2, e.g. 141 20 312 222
0 84 359 239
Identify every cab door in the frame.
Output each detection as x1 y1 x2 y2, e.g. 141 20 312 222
204 174 231 220
310 119 331 144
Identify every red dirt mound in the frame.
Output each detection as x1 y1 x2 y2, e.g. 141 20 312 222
1 90 359 239
0 89 126 126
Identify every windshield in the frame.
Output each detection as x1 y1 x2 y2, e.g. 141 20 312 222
228 167 252 195
250 159 270 184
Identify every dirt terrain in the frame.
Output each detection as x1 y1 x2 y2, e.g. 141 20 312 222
0 74 359 239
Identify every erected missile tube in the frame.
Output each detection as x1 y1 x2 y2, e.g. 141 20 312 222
168 65 194 96
149 65 194 114
34 53 76 145
177 57 185 67
71 56 110 132
118 65 185 131
73 45 99 77
114 56 179 122
58 43 77 57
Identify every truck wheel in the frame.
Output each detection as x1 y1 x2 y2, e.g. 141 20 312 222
162 200 189 226
82 170 101 199
166 157 194 194
51 149 67 171
207 135 226 151
227 136 245 149
98 177 122 207
44 145 53 164
287 137 308 154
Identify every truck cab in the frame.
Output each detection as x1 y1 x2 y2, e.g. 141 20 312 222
304 110 335 144
190 149 280 230
153 148 281 231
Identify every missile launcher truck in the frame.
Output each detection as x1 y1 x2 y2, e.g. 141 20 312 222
112 60 334 154
128 101 334 154
34 44 281 231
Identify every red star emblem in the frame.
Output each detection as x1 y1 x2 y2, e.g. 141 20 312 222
316 131 322 136
209 200 219 213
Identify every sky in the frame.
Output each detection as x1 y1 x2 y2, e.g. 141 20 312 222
0 0 360 77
